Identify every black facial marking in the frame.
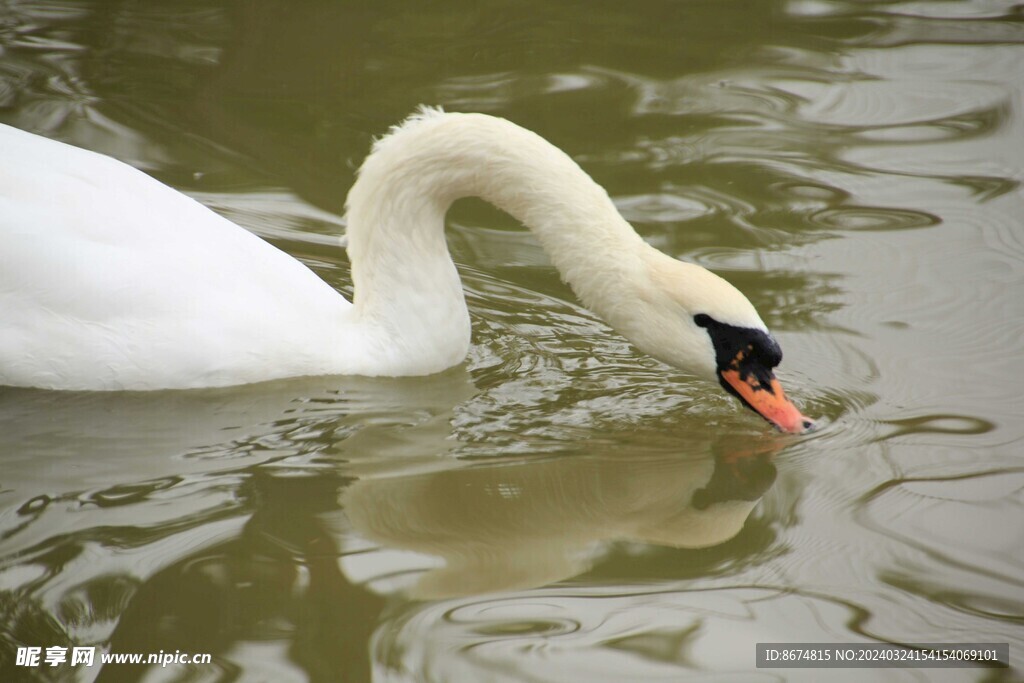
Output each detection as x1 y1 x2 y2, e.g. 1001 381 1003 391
694 314 782 371
694 313 783 407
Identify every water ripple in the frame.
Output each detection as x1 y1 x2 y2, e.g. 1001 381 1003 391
807 206 939 232
855 468 1024 627
1 2 1022 681
873 414 997 442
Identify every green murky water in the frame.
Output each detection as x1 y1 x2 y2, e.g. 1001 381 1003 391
1 1 1022 681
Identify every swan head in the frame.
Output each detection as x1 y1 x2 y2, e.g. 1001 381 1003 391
618 250 813 434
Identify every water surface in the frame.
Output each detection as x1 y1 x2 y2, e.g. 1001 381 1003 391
0 1 1022 681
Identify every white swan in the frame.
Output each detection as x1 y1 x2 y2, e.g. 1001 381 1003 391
0 108 811 432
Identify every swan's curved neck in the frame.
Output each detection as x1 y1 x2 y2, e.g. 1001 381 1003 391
344 111 653 375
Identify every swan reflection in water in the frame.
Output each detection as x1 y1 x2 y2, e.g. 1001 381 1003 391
1 374 782 681
89 444 778 681
336 442 778 599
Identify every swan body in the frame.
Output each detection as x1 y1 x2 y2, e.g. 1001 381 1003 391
0 109 810 432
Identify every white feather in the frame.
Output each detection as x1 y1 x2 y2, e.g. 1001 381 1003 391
0 111 765 390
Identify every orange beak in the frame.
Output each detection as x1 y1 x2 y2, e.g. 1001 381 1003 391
720 352 812 434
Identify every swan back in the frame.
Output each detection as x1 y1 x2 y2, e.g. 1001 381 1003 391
0 124 350 390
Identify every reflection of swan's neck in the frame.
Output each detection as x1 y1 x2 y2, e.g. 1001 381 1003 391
338 449 775 599
345 110 652 375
